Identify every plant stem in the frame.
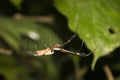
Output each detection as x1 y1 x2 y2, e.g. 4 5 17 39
103 65 114 80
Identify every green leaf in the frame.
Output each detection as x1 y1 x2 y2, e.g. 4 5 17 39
0 16 40 51
23 23 62 52
9 0 23 9
54 0 120 70
0 31 19 50
0 17 21 50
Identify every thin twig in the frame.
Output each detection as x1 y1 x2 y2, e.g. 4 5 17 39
103 64 114 80
13 13 54 24
0 48 12 55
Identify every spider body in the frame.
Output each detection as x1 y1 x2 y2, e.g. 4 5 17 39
33 36 93 57
28 23 96 57
34 48 54 56
34 43 61 56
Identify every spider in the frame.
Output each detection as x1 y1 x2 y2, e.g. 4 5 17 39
28 32 93 57
27 14 100 57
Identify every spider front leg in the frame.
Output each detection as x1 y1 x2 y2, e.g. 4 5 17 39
61 23 78 47
61 34 76 47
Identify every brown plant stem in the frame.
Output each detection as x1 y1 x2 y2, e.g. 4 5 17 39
0 48 12 55
103 65 114 80
13 13 54 24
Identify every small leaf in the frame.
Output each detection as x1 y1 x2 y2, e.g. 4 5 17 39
54 0 120 70
0 31 19 50
9 0 23 9
0 16 40 51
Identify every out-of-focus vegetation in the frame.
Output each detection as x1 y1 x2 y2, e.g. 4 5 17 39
0 0 120 80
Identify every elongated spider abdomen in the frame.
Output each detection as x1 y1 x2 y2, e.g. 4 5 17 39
34 48 54 56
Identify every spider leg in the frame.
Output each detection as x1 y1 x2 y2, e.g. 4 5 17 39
61 21 79 47
33 40 38 50
53 48 92 57
39 39 47 48
78 42 101 57
61 49 92 57
26 39 35 55
49 37 52 47
79 52 92 57
27 50 35 56
77 40 84 52
26 38 43 56
61 15 79 47
61 34 76 47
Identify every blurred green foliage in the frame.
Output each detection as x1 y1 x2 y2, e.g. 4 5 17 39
9 0 23 9
0 0 120 80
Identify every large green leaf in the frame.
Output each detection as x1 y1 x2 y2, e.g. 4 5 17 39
54 0 120 69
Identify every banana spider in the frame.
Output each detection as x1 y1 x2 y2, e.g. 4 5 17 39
31 33 92 57
27 14 95 57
